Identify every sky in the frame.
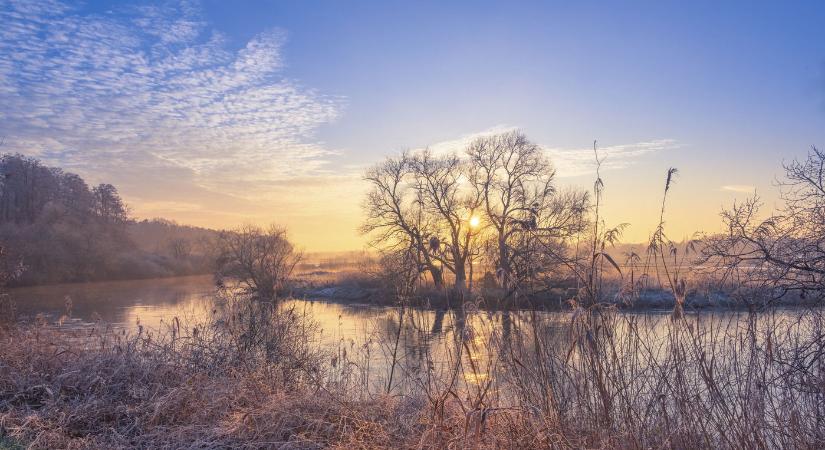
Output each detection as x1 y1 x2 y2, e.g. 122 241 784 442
1 0 824 251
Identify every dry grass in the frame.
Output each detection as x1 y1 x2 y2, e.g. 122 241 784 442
1 292 823 449
0 294 418 449
0 330 405 448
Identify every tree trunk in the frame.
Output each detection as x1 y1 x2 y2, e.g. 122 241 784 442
452 264 467 300
498 232 510 288
428 264 444 289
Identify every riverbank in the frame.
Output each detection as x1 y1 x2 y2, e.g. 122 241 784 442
295 281 818 311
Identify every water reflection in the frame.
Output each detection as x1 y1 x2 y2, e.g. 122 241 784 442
9 275 217 329
8 276 816 394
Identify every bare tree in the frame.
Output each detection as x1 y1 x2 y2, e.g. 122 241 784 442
411 149 482 296
703 146 825 303
466 131 551 284
361 153 445 288
168 237 192 260
363 132 591 299
0 154 59 223
216 225 302 300
521 188 590 288
466 131 589 290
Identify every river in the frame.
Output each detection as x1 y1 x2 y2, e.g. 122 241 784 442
8 275 817 392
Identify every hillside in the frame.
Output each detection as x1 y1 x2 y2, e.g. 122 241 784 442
0 154 218 286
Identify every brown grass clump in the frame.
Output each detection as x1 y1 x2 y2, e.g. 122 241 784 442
0 324 415 449
0 324 525 449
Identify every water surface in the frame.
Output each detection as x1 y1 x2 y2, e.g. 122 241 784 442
9 276 813 376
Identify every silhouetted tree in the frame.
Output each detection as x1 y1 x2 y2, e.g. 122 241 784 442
411 149 483 296
0 154 59 224
362 132 589 298
216 225 302 300
58 173 95 218
361 153 445 288
93 183 127 223
466 131 588 289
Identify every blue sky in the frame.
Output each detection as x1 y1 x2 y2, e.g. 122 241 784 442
1 0 824 249
201 0 825 152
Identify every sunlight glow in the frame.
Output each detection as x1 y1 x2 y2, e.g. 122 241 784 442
469 216 481 229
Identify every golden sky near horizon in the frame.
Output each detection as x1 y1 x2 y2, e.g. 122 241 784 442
123 130 779 252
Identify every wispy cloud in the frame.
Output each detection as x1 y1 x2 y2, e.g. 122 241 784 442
547 139 678 177
721 184 756 193
425 125 677 177
0 0 342 199
426 125 519 156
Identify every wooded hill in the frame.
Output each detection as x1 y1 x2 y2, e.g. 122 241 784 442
0 154 219 286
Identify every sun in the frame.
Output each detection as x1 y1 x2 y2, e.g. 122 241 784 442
469 215 481 229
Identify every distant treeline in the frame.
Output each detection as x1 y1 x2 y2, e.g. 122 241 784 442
0 154 219 286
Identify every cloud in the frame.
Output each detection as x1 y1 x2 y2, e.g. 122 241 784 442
426 125 519 156
0 0 342 200
424 125 677 177
721 184 756 193
547 139 678 177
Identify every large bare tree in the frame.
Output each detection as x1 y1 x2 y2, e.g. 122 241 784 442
466 131 588 289
362 132 588 298
361 153 445 288
411 149 483 295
